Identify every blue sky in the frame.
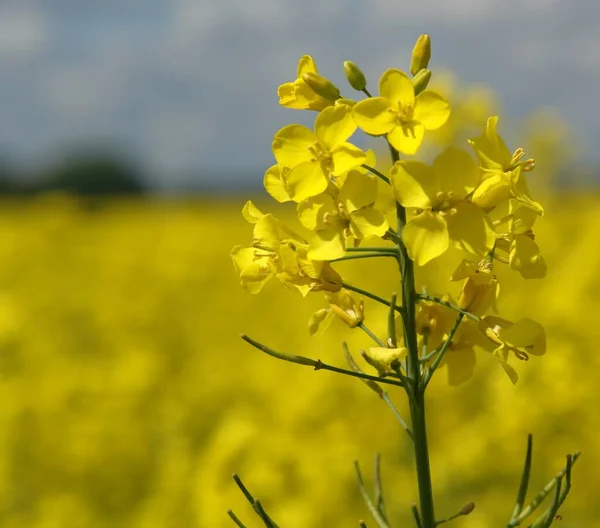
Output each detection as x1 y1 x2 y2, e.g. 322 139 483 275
0 0 598 189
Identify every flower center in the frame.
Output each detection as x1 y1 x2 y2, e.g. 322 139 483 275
323 202 351 230
309 141 333 171
432 191 457 212
396 103 414 124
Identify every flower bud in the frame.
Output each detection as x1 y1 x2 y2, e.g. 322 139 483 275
459 502 475 516
343 61 367 91
302 72 341 102
410 34 431 76
362 347 408 377
412 69 432 95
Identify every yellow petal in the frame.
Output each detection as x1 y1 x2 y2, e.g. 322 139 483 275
379 69 414 107
387 123 425 155
509 236 547 279
241 200 264 224
363 346 408 376
446 202 495 256
264 165 292 203
403 211 449 266
413 91 451 130
471 172 512 210
444 347 476 386
297 194 336 231
352 97 395 135
297 55 318 76
450 259 478 281
331 142 366 176
272 124 315 168
293 80 332 111
500 318 546 355
338 171 377 213
349 208 389 239
253 214 281 250
286 161 329 202
315 105 356 149
468 116 512 171
277 82 302 108
433 146 478 197
308 226 346 260
308 308 334 337
391 160 436 209
493 347 519 384
509 203 539 233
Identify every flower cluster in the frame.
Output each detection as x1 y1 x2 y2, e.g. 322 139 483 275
232 36 546 384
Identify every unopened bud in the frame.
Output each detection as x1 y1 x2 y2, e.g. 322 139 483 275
302 72 341 102
343 61 367 91
459 502 475 516
412 69 432 95
362 347 408 377
410 34 431 76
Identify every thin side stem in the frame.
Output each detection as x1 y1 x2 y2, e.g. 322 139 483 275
241 334 406 388
359 322 387 347
354 461 391 528
511 434 534 519
417 294 481 321
332 253 399 263
347 246 398 253
508 452 580 527
342 281 403 315
423 314 464 389
362 164 390 184
227 510 248 528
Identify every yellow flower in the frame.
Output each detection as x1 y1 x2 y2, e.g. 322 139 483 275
451 258 499 315
277 55 333 111
416 296 478 385
362 346 408 377
308 289 364 336
494 202 546 279
231 201 342 296
352 69 450 155
298 170 389 260
477 316 546 384
469 116 543 214
391 146 495 265
272 105 366 202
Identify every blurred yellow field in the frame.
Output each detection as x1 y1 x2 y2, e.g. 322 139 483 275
0 194 598 527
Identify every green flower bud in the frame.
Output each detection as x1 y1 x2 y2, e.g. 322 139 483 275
302 72 341 102
410 34 431 76
343 61 367 91
412 68 432 95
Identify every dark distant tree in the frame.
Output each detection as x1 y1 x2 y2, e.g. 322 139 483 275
40 152 146 195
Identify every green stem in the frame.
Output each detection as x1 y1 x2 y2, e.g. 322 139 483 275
332 253 399 263
423 314 464 389
341 281 403 315
362 87 373 98
389 142 436 528
417 294 481 321
241 334 406 388
359 322 387 347
347 246 397 253
362 164 390 184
